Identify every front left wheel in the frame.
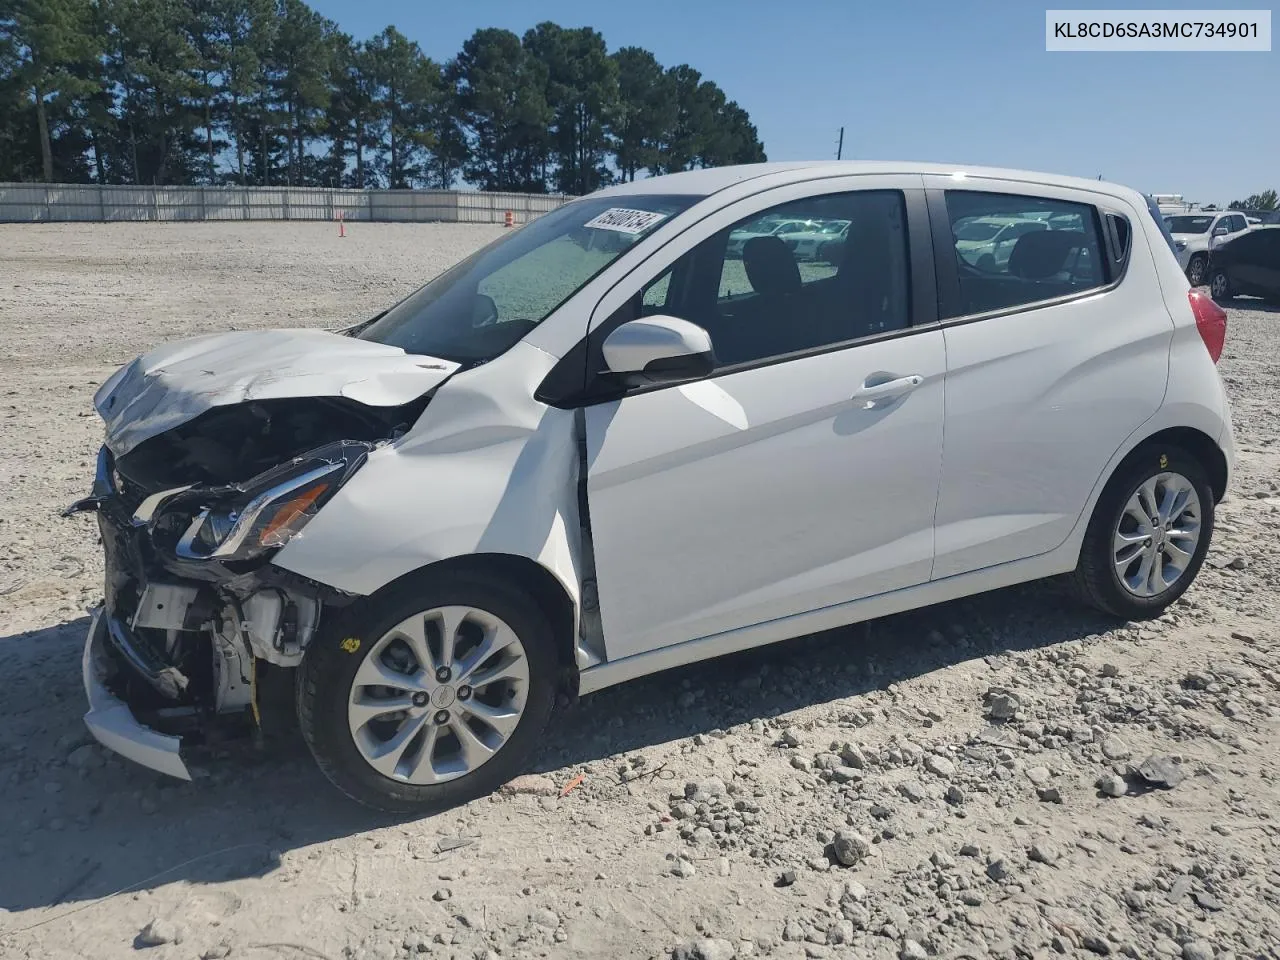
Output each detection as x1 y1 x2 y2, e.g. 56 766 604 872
297 571 558 813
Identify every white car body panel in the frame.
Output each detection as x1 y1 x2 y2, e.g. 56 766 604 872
272 341 583 642
585 333 945 661
94 328 459 456
925 179 1175 578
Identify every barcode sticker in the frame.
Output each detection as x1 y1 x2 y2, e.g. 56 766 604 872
583 208 668 235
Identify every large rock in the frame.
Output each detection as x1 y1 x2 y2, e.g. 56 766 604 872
831 830 873 866
501 774 557 797
136 919 183 947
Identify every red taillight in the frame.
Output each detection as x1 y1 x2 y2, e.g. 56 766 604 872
1187 289 1227 363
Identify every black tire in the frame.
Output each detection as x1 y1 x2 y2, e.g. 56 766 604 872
1187 253 1207 286
1209 268 1234 302
1072 445 1215 620
296 570 558 813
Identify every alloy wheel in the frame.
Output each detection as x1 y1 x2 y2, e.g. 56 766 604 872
1188 257 1205 286
1112 472 1203 598
346 606 529 784
1210 271 1230 300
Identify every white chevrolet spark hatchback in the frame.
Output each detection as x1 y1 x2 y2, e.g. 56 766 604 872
68 162 1235 811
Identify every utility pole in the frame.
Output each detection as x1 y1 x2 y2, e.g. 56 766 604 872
836 127 844 161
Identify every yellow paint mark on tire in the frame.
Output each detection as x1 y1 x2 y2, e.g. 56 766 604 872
341 637 361 654
1159 453 1169 469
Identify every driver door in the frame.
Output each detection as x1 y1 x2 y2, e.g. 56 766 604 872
579 179 947 662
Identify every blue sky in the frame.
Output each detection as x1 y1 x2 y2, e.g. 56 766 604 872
308 0 1278 204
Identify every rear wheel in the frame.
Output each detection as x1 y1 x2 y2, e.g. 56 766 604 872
1187 254 1207 286
297 570 558 813
1072 446 1214 619
1209 268 1234 302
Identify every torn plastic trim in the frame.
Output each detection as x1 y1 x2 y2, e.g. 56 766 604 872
104 611 190 699
82 607 191 781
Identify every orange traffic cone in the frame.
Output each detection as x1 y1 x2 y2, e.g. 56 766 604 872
504 210 514 228
337 211 345 237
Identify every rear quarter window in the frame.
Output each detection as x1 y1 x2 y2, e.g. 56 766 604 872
943 190 1108 317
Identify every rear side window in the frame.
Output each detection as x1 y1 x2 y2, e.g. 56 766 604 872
1107 213 1131 259
944 191 1107 316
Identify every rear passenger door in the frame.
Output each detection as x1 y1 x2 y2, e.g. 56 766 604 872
924 178 1172 579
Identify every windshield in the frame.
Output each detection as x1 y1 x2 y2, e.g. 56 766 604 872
359 194 700 362
1165 215 1213 234
954 220 1002 241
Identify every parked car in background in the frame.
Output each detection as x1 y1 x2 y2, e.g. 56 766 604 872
779 219 849 261
1207 226 1280 303
725 217 815 258
67 161 1234 812
952 216 1049 271
1165 211 1252 285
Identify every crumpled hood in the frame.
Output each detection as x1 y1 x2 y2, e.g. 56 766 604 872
95 328 459 456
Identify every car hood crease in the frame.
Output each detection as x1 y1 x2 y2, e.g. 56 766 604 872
94 328 459 456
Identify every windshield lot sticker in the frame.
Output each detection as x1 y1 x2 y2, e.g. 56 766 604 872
584 208 667 234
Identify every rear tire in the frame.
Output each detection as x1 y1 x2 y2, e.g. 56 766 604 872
297 570 558 813
1209 268 1234 302
1072 445 1215 620
1187 254 1207 286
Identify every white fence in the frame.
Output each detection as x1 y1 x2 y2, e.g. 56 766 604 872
0 183 571 224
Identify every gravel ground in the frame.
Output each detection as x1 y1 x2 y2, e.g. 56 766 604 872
1 222 1278 960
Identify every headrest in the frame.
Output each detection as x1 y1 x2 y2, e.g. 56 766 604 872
743 236 801 296
1007 230 1090 280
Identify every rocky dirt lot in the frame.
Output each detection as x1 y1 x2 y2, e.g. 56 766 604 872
1 222 1278 960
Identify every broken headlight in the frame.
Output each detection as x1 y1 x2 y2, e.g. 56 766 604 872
174 441 371 561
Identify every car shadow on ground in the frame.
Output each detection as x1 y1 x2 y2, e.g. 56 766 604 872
1220 295 1280 315
0 579 1117 917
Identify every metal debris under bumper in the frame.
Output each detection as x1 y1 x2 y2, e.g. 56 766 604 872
81 606 191 781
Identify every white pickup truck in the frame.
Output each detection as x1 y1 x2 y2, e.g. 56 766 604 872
1165 211 1252 285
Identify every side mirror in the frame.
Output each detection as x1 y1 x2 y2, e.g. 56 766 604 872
602 315 716 385
1212 225 1229 236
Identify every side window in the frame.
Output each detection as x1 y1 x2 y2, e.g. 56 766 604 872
1106 213 1132 262
656 190 910 368
944 190 1107 317
1232 215 1249 232
641 271 672 312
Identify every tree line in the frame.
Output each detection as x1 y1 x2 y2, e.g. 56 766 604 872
1227 190 1277 213
0 0 767 193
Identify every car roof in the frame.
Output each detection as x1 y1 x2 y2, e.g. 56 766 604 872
588 161 1150 206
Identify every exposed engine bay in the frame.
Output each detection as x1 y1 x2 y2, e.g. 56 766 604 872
69 391 431 749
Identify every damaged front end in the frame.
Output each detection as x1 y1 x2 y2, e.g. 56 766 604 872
68 333 451 778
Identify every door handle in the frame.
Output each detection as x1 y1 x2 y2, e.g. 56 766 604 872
854 374 924 404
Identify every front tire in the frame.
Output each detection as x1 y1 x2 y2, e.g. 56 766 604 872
1072 446 1215 620
297 570 558 813
1187 254 1207 286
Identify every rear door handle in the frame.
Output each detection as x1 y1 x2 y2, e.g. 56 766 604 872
854 374 924 404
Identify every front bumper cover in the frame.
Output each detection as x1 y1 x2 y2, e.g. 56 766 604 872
82 605 191 781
